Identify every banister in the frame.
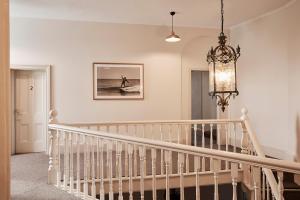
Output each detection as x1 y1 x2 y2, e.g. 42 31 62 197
62 119 243 127
241 108 281 200
48 123 300 175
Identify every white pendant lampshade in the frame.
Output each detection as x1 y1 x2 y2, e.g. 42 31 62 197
165 11 181 42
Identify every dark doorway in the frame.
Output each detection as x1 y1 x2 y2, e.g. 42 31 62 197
191 71 216 120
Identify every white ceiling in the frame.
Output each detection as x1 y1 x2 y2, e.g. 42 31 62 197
10 0 291 28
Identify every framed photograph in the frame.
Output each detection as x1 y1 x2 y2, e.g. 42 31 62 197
93 62 144 100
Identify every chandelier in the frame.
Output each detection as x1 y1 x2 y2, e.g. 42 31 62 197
207 0 241 112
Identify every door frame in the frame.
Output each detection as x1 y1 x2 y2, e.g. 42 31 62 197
10 65 51 154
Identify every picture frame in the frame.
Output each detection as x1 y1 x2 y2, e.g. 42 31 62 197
93 62 144 100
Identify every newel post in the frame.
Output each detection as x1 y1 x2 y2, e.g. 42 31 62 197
48 110 57 184
240 108 249 154
240 108 251 187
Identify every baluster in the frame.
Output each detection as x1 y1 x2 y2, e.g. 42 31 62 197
134 125 138 177
267 181 270 200
91 138 96 198
87 136 91 189
128 144 134 200
195 156 200 200
165 151 171 200
142 125 147 177
225 124 229 170
217 124 221 150
185 124 189 145
83 135 88 198
168 125 173 174
212 159 221 200
108 141 114 200
96 138 100 182
64 132 70 190
185 125 189 173
160 125 164 175
231 163 238 200
233 123 237 153
193 124 197 147
177 124 181 144
56 130 62 188
177 125 181 173
100 139 105 200
106 126 110 179
241 122 249 155
178 153 185 200
48 129 56 184
202 124 206 172
210 124 213 149
63 132 67 189
139 146 145 200
151 149 157 200
262 172 266 200
210 124 214 172
76 134 81 197
193 124 198 172
168 124 171 142
252 166 261 200
124 125 129 177
277 171 284 200
116 142 123 200
69 133 74 194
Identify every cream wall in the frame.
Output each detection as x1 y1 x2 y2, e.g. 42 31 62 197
10 18 219 123
230 1 300 160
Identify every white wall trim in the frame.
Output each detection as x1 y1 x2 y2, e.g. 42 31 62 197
10 65 52 154
230 0 296 30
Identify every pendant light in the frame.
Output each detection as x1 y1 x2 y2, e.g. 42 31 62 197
165 11 181 42
207 0 241 112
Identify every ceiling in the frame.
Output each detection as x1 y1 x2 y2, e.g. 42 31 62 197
10 0 291 28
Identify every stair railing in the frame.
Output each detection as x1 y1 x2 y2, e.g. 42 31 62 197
48 115 300 200
240 108 283 200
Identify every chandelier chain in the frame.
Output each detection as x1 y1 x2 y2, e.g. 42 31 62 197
221 0 224 34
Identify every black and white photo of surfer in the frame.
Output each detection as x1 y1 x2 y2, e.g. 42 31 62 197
93 63 144 99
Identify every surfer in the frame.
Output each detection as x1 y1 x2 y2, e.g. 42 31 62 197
121 75 129 88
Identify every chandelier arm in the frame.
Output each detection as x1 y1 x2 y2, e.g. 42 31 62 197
224 93 232 102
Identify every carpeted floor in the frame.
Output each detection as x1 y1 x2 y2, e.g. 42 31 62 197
11 153 81 200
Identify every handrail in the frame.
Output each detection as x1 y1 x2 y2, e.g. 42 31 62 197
49 123 300 175
241 108 281 199
62 119 243 126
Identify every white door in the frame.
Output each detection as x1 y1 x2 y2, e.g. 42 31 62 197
15 70 46 153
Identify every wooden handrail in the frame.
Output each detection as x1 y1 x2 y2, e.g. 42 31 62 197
49 123 300 175
61 119 243 126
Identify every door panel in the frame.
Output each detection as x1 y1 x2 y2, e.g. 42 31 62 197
15 70 46 153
